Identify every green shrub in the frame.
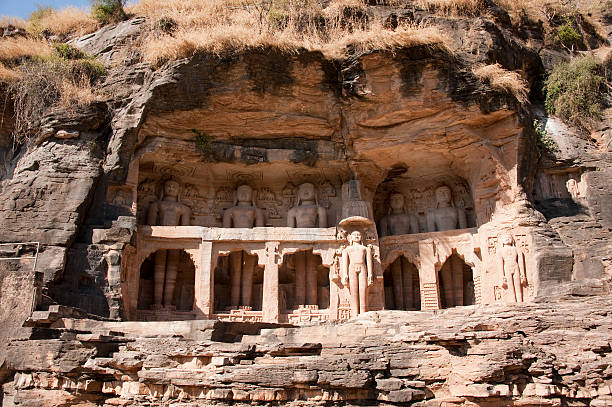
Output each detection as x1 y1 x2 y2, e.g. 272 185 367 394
545 56 606 130
533 119 556 151
555 21 581 49
26 5 55 36
193 129 214 160
54 43 87 60
90 0 127 25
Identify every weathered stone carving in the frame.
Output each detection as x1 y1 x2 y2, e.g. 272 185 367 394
341 230 373 316
426 185 467 232
287 183 327 228
379 193 418 236
222 185 265 228
229 251 258 308
498 233 527 303
384 257 420 310
146 180 192 309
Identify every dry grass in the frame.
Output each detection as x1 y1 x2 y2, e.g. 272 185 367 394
59 75 98 106
137 0 452 64
0 37 51 63
414 0 485 16
0 62 20 82
28 6 98 38
0 16 27 29
473 63 529 103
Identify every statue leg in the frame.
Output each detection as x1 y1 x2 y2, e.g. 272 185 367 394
513 272 522 302
163 249 180 307
241 253 255 307
452 256 464 307
295 251 306 306
349 269 359 317
229 251 242 308
359 267 367 315
391 259 404 310
440 263 453 308
153 250 167 308
306 253 318 306
402 259 413 310
507 271 517 302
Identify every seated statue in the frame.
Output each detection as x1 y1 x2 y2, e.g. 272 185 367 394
146 179 192 309
223 184 265 228
379 193 419 236
426 185 467 232
287 183 327 228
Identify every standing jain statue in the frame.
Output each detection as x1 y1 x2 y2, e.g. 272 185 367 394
287 183 327 228
147 179 192 309
341 230 373 317
223 185 265 228
379 192 419 236
499 232 527 302
426 185 467 232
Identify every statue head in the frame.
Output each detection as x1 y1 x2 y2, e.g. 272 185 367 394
236 184 254 205
297 183 316 204
389 193 405 213
435 185 453 208
499 232 514 246
348 230 362 244
163 179 180 199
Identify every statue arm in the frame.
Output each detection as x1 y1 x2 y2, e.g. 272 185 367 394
146 202 159 225
500 255 508 288
255 208 265 227
366 246 373 286
458 209 467 229
317 207 327 228
222 208 232 228
410 215 419 234
341 249 349 285
426 211 436 232
518 249 527 285
287 208 296 228
181 206 192 226
380 217 389 237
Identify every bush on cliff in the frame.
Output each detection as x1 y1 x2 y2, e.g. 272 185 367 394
90 0 127 25
545 55 608 130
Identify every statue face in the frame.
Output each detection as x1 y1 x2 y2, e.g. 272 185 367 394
389 193 404 210
298 183 315 201
435 186 452 205
350 230 362 243
236 185 253 202
164 180 180 197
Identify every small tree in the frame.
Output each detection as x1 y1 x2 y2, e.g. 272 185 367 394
90 0 127 25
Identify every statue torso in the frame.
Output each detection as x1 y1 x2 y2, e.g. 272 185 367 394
294 205 319 228
156 201 188 226
229 206 257 228
434 207 458 231
387 214 412 235
345 244 367 264
501 246 519 273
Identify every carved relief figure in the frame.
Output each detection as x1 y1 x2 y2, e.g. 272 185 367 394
223 185 265 228
499 233 527 303
380 193 419 236
229 251 257 309
341 231 373 316
426 185 467 232
146 179 192 309
287 183 328 228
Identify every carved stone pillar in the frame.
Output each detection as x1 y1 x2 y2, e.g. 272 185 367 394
391 259 404 310
306 253 318 306
402 260 414 310
229 251 242 308
195 241 213 318
262 242 280 323
418 239 440 310
295 251 306 306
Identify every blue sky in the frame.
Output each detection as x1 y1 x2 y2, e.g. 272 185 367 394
0 0 92 19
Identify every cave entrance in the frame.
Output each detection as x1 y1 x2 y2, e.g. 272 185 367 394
213 251 263 313
279 250 330 312
437 253 475 308
137 249 195 311
383 257 421 310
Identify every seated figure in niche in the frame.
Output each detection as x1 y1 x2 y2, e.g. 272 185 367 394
379 193 419 236
287 183 328 228
426 185 467 232
223 184 265 228
499 232 527 303
341 230 373 317
146 179 192 309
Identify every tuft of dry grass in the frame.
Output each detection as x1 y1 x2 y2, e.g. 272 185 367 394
0 16 27 29
28 6 99 38
138 0 452 65
414 0 485 16
0 62 20 82
0 37 51 63
473 63 529 103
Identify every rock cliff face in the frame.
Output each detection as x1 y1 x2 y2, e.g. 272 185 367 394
0 2 610 406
